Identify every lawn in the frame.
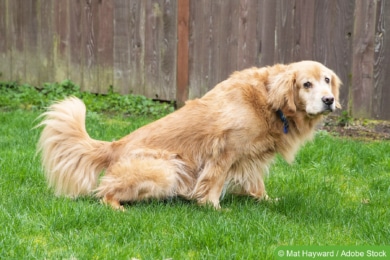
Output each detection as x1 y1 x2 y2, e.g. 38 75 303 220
1 104 389 259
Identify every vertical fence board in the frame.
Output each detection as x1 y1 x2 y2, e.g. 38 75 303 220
176 0 189 106
113 0 132 94
188 0 208 98
237 0 259 69
68 0 84 89
294 0 315 60
218 1 239 84
9 0 26 82
0 0 11 81
207 1 223 90
97 0 114 93
39 0 54 84
129 0 145 95
159 0 177 100
258 0 276 67
53 0 70 82
188 0 200 98
274 0 298 62
82 0 99 92
129 1 146 93
208 2 224 91
275 0 296 63
144 0 160 99
313 0 329 62
144 0 177 100
24 0 39 86
373 0 390 119
351 0 377 118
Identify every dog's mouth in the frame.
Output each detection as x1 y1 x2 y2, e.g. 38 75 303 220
323 105 335 114
307 106 334 118
321 107 333 115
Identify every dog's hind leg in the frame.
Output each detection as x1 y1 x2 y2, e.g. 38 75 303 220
95 156 185 210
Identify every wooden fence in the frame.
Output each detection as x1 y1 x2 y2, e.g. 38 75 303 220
0 0 389 119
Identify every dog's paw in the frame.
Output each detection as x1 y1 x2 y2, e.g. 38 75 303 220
262 195 281 203
197 198 221 210
101 196 125 211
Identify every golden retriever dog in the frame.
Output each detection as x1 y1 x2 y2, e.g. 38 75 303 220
37 60 341 210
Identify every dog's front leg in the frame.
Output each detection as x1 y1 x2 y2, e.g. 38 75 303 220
196 179 225 209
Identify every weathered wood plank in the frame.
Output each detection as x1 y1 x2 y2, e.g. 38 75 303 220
206 1 222 91
373 0 390 119
312 0 329 62
144 0 161 99
53 0 70 82
188 0 207 98
0 0 11 81
351 0 377 118
113 0 132 94
159 0 177 100
9 0 27 82
82 0 99 92
97 0 114 93
24 0 40 86
237 0 259 69
68 0 84 89
39 0 54 83
128 0 145 95
258 0 276 66
140 0 177 100
176 0 189 107
218 1 239 83
294 0 315 60
205 1 220 92
275 0 296 63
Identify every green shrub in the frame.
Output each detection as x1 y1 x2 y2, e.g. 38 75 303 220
0 80 174 118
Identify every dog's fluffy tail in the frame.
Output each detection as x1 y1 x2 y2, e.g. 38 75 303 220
36 97 112 198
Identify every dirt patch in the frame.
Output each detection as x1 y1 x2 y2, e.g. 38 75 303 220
320 116 390 141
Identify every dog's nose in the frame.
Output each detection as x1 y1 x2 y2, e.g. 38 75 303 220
322 96 334 106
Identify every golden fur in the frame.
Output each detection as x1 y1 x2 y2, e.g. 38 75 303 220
37 60 341 210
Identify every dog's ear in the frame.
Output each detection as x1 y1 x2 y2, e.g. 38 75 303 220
331 73 342 109
268 72 296 116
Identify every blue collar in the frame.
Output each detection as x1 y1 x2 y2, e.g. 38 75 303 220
276 109 289 134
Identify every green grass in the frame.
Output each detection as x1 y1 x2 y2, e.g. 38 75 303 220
1 110 389 259
0 83 389 259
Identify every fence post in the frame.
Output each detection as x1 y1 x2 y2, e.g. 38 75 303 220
176 0 190 108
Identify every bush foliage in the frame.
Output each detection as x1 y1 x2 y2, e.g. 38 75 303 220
0 80 174 118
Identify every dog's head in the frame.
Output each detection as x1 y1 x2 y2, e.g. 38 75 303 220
268 60 342 117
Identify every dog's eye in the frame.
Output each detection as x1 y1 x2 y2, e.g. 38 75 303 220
303 82 312 89
325 77 330 84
